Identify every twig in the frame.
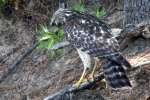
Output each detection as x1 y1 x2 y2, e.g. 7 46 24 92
132 60 150 68
48 41 70 50
0 85 16 91
44 73 105 100
0 43 39 83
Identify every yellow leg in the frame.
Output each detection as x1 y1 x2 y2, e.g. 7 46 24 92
89 58 99 81
89 58 107 89
74 49 91 87
74 67 87 87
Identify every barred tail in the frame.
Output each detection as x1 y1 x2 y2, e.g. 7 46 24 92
106 53 131 69
102 53 131 88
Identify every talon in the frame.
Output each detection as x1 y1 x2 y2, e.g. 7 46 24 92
87 58 99 81
73 67 88 88
100 79 107 88
74 81 82 88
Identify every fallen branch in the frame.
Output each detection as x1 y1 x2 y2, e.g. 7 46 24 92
44 73 105 100
0 43 39 83
132 60 150 68
48 41 70 50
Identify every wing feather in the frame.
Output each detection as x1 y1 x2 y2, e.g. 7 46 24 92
64 14 119 58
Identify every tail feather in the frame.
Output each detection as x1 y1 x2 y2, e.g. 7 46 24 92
106 53 131 69
102 59 131 88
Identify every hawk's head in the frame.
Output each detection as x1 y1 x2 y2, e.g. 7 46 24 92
50 8 73 26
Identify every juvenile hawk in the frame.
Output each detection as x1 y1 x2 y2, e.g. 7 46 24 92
51 8 131 89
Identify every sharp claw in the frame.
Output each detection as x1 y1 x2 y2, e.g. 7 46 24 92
100 79 107 88
73 67 87 87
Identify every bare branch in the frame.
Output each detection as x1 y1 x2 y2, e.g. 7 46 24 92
44 73 105 100
132 60 150 68
0 43 39 83
48 41 70 50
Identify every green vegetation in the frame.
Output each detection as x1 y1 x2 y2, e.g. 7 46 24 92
0 0 7 7
72 3 85 12
95 6 106 18
36 25 64 59
72 3 106 18
37 25 64 49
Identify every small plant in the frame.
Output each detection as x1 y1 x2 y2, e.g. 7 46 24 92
95 6 106 18
72 3 106 18
36 25 64 59
72 3 85 12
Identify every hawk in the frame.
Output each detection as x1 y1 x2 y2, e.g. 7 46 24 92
51 7 132 89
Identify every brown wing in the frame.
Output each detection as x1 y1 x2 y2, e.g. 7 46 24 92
64 12 120 58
